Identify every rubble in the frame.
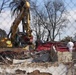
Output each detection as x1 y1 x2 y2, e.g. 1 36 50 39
15 69 26 74
0 44 75 75
27 70 52 75
57 51 72 63
0 62 68 75
32 51 52 62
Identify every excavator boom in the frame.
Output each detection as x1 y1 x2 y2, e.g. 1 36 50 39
8 1 32 46
11 7 25 40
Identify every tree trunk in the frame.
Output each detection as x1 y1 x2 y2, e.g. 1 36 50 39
46 30 51 42
52 9 57 41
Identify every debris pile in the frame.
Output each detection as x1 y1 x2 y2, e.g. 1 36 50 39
0 62 68 75
27 70 52 75
0 41 75 75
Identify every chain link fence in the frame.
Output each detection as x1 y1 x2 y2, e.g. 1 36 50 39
61 0 76 40
0 0 76 40
0 0 76 75
0 1 74 37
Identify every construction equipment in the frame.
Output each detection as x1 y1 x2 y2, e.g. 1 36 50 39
7 0 33 47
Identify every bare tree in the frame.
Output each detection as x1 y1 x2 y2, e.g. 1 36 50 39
31 0 68 42
0 0 10 13
30 0 43 41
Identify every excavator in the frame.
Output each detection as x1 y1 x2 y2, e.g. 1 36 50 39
0 0 33 48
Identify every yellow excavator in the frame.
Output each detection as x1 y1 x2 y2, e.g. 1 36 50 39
0 0 33 48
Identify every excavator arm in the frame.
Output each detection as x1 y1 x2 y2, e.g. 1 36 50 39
11 7 25 40
8 1 32 45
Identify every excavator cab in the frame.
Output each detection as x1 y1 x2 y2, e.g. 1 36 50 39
13 32 33 47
